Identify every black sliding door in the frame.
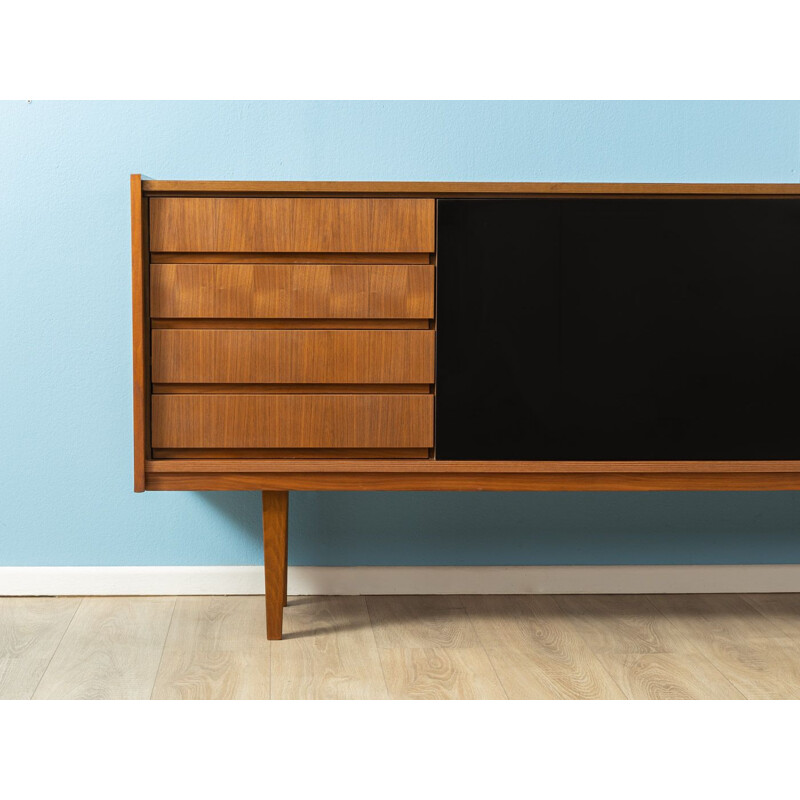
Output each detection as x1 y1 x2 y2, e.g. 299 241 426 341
435 198 800 460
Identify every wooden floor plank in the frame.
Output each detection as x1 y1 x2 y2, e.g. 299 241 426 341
8 594 800 700
649 594 800 700
554 595 697 654
0 598 82 700
33 597 175 700
553 594 746 699
463 595 625 699
151 596 270 700
366 595 507 700
596 653 745 700
742 594 800 640
271 596 388 699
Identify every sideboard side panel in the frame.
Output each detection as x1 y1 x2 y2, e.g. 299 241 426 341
131 174 151 492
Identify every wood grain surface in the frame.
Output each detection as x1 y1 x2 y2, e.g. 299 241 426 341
151 394 433 449
366 596 507 700
648 594 800 699
262 491 288 641
131 174 150 492
0 598 81 700
151 329 435 384
7 593 800 699
152 447 430 458
145 458 800 473
150 252 432 264
150 197 435 252
271 596 389 699
144 458 800 491
142 180 800 197
555 595 696 654
595 653 743 700
462 595 625 699
152 385 431 395
151 263 435 319
743 593 800 638
143 471 800 492
151 596 270 699
33 598 175 700
152 319 431 330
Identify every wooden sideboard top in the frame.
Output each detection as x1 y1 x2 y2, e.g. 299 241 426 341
140 179 800 197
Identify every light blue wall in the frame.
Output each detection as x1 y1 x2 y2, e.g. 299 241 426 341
2 101 799 567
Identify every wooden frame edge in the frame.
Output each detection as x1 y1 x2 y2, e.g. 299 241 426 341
144 471 800 492
131 174 150 492
141 180 800 197
145 459 800 474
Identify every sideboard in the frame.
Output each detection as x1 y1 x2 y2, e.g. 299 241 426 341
132 177 800 639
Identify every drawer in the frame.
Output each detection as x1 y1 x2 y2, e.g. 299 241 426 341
151 330 435 384
149 198 435 253
150 263 434 319
151 394 433 449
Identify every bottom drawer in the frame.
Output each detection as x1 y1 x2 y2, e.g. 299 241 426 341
151 394 433 449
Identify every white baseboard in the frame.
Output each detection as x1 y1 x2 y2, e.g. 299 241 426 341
1 564 800 596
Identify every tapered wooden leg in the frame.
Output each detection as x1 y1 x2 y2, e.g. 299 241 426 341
262 491 288 640
283 521 289 608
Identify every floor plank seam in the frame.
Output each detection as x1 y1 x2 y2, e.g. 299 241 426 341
645 594 753 701
739 593 794 637
363 596 392 701
149 598 179 700
29 597 84 700
550 595 630 700
642 593 708 656
460 595 510 700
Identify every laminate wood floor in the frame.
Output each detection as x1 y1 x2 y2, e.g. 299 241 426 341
2 594 799 700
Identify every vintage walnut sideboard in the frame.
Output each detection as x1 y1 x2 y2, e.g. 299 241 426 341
131 176 800 639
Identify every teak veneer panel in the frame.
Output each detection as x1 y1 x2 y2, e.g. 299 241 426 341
143 458 800 491
151 383 431 394
152 320 430 330
131 175 150 492
143 471 800 492
151 394 433 449
150 253 432 265
151 329 434 384
144 459 800 474
152 448 430 459
151 263 435 319
142 180 800 197
149 198 435 252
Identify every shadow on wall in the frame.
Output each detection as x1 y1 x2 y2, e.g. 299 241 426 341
196 490 263 548
199 490 800 567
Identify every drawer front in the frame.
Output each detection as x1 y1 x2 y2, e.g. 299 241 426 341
151 263 434 319
151 330 435 384
151 394 433 448
149 198 435 253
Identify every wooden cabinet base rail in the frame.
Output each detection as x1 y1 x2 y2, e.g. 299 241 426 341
133 178 800 639
147 471 800 492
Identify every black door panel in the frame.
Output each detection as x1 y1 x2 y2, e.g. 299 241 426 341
435 198 800 460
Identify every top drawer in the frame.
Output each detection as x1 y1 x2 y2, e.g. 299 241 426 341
149 198 436 253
